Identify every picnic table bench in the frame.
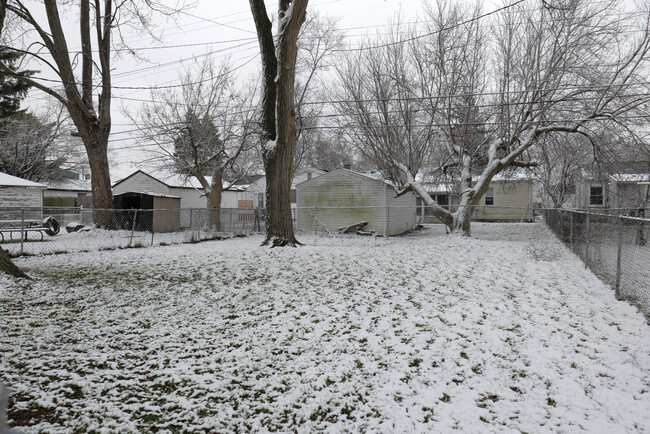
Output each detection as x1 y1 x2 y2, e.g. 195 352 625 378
0 217 60 243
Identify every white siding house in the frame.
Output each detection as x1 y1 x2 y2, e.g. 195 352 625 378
0 172 46 219
296 168 417 236
112 170 255 227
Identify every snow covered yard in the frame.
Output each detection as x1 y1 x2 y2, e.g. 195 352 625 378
1 224 648 432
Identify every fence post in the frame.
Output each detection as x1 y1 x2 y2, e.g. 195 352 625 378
20 209 25 255
189 208 193 232
151 210 155 246
569 211 573 252
129 209 138 247
385 206 390 237
314 207 318 235
615 216 623 300
585 213 590 268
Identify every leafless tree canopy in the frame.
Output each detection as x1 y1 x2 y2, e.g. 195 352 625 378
334 0 650 235
130 57 258 227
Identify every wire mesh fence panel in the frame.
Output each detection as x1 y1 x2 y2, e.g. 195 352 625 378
543 209 649 318
0 207 261 257
619 217 650 312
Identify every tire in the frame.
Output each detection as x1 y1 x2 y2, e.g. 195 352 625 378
43 217 60 236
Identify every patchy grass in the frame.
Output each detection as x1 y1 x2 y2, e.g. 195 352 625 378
0 224 649 432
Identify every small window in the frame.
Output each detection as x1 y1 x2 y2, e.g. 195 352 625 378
258 193 264 208
290 189 297 203
416 197 423 216
485 188 494 206
307 172 312 180
590 186 603 205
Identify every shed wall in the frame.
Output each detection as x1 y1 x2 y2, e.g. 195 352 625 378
152 196 181 232
0 186 43 219
385 189 417 235
296 172 388 234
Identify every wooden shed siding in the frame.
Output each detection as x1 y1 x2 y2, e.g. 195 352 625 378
0 187 43 219
296 171 387 234
152 196 181 232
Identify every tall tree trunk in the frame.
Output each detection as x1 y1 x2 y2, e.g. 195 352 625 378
207 168 223 230
86 136 114 227
0 0 29 279
250 0 308 247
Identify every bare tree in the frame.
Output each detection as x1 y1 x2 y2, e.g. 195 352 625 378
0 102 80 182
130 58 258 229
337 0 650 236
0 0 29 279
249 0 309 247
1 1 181 226
294 14 343 171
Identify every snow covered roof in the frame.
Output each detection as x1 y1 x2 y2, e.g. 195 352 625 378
46 178 92 192
609 173 650 183
296 168 401 191
113 170 246 192
0 172 46 188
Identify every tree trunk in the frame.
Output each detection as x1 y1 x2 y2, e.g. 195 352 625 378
207 168 223 231
0 0 29 279
86 135 114 227
0 248 29 279
250 0 308 247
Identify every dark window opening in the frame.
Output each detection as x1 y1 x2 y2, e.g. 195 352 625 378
485 188 494 206
590 186 603 205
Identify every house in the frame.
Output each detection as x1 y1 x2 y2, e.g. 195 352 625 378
418 173 535 222
0 172 46 220
295 168 417 236
44 171 92 208
112 170 255 226
575 162 650 215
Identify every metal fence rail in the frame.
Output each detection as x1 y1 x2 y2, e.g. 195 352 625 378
543 209 649 318
0 207 261 257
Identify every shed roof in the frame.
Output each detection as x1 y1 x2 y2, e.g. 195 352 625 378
296 168 398 191
115 190 181 199
46 178 92 192
0 172 47 188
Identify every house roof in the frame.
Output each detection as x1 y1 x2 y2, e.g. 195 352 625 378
113 170 246 192
0 172 46 188
46 178 92 192
609 173 650 183
115 190 181 199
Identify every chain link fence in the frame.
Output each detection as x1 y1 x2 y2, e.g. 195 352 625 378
543 209 649 318
293 204 536 237
0 207 261 257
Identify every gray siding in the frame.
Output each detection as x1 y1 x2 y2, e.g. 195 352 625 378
296 169 416 236
0 186 44 219
385 189 417 235
113 172 170 197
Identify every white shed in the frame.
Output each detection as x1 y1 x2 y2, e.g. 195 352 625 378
0 172 46 219
296 168 417 236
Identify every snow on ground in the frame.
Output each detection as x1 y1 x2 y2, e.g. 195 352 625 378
0 223 648 432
